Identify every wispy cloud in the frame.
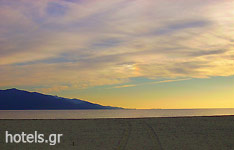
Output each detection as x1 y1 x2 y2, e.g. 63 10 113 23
151 78 192 84
0 0 234 90
112 84 137 89
110 78 191 89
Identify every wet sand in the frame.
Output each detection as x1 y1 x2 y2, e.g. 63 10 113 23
0 115 234 150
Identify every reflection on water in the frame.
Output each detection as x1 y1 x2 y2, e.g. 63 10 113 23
0 109 234 119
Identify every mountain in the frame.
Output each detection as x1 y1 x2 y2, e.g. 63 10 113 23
0 88 122 110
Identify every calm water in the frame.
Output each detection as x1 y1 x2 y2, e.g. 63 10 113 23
0 109 234 119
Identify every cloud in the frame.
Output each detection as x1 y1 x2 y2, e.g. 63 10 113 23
0 0 234 91
111 78 191 89
113 84 136 89
151 78 192 84
150 20 211 36
188 49 227 57
46 2 68 17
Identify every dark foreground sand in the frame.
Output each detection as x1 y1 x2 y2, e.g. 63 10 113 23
0 116 234 150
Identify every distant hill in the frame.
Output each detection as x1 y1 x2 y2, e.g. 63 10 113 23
0 88 122 110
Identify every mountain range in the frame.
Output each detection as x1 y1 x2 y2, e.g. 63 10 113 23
0 88 122 110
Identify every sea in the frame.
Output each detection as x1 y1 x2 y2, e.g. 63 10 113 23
0 108 234 119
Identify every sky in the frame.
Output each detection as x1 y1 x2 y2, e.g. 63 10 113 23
0 0 233 109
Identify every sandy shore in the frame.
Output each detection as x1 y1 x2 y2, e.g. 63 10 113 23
0 115 234 150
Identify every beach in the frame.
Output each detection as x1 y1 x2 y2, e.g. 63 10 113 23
0 115 234 150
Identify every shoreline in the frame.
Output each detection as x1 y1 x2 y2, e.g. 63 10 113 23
0 114 234 120
1 108 234 120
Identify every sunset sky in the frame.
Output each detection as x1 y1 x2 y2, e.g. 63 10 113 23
0 0 233 109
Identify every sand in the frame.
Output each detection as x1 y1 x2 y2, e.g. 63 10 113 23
0 116 234 150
